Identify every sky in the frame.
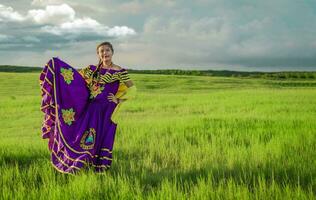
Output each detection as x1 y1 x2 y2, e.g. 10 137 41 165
0 0 316 71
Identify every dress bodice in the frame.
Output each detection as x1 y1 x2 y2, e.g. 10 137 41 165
79 65 130 101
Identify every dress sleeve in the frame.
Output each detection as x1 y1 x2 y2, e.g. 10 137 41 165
119 68 131 82
79 65 91 78
79 65 94 84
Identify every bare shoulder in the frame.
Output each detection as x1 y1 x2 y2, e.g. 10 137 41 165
112 64 124 71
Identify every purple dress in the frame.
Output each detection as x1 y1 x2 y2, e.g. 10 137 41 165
39 57 130 174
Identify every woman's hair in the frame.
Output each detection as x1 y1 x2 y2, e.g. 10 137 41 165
96 41 114 68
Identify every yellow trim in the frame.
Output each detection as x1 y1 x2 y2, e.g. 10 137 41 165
53 139 113 166
93 154 113 160
51 150 110 173
41 104 55 110
92 164 110 168
100 148 112 153
41 104 50 110
53 139 86 165
46 63 55 75
51 160 74 175
100 156 112 161
44 115 51 122
98 155 112 160
42 129 50 136
42 87 51 97
43 124 51 130
40 71 46 76
52 149 81 170
45 77 53 86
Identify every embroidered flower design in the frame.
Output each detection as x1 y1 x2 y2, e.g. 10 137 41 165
60 67 74 84
61 108 75 125
80 128 96 150
89 84 104 99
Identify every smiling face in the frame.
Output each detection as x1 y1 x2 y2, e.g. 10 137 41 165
97 45 113 63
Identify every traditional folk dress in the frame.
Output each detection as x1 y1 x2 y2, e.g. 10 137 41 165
39 57 136 174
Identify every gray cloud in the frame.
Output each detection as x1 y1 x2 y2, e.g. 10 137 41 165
0 0 315 71
113 0 316 71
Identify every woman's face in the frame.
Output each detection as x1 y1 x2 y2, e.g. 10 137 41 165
97 45 113 63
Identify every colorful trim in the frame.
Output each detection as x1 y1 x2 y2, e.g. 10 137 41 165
54 139 113 162
46 63 55 75
45 77 53 86
52 139 112 173
51 160 74 175
54 139 86 165
41 87 51 97
52 149 81 170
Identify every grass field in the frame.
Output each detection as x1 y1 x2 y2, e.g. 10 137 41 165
0 72 315 199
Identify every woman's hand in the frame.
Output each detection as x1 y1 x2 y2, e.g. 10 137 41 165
107 93 119 104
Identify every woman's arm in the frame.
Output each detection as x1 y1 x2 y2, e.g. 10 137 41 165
124 80 134 87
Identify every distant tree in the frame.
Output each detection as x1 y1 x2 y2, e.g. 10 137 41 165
289 73 298 78
277 73 286 79
299 73 306 79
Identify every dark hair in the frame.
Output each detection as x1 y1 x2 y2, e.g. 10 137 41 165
96 41 114 68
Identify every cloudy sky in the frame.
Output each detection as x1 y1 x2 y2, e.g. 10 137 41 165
0 0 315 71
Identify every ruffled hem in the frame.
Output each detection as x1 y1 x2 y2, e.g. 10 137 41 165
39 58 56 151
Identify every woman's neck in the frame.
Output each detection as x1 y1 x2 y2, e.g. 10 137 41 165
102 61 113 68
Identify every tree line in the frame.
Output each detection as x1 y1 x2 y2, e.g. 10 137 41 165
0 65 315 79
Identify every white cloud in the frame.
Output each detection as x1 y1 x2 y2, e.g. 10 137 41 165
41 17 136 37
107 26 136 37
31 0 64 6
27 4 75 25
41 17 101 35
0 3 136 42
27 3 136 37
0 4 25 22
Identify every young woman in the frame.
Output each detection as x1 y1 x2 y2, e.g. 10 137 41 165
39 41 136 174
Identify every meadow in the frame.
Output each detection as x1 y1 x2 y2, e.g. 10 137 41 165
0 71 315 199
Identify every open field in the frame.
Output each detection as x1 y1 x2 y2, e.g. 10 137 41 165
0 72 315 199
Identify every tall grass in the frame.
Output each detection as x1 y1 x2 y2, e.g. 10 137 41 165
0 72 315 199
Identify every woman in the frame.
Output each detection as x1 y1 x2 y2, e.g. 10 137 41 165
39 41 136 174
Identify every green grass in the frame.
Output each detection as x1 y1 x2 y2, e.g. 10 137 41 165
0 72 315 199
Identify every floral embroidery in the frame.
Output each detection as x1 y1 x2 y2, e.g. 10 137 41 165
60 67 74 84
61 108 75 125
79 65 93 80
89 84 104 99
80 128 96 150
